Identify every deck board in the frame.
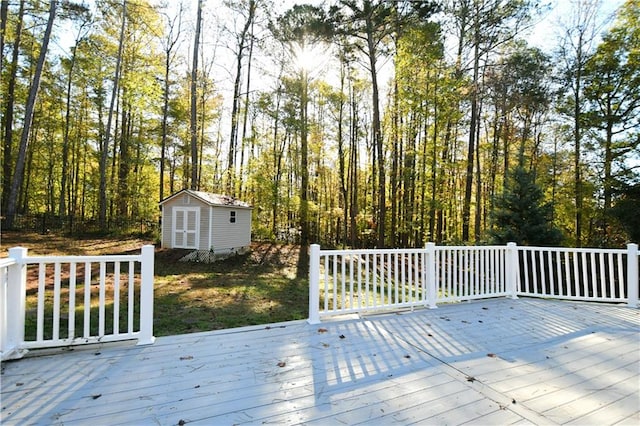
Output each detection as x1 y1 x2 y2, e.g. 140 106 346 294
1 298 638 425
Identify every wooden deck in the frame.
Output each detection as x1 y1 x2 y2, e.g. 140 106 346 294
2 298 639 425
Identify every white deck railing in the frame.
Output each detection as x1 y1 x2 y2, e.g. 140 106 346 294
308 243 639 323
1 245 155 361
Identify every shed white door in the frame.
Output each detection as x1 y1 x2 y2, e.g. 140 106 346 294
172 207 200 249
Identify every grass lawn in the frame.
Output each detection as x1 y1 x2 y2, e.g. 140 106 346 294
1 232 309 337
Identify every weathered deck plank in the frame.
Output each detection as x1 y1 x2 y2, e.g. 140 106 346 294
1 298 638 425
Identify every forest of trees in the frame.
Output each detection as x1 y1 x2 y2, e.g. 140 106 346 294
1 0 639 248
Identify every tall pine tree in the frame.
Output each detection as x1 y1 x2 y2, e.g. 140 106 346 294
489 166 563 246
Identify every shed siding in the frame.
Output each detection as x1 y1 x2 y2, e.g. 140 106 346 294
211 207 251 253
198 207 210 250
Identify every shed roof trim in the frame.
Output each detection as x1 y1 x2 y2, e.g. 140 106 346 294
160 189 252 208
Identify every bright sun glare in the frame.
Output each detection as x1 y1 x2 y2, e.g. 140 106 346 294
294 43 331 75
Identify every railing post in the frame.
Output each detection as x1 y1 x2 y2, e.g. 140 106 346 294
2 247 29 360
308 244 321 324
506 242 519 299
425 242 437 309
627 243 638 308
137 245 156 345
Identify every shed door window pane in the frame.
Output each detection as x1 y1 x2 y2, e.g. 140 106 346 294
230 211 236 223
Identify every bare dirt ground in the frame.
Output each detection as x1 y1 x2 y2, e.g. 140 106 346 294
1 230 301 266
0 231 154 257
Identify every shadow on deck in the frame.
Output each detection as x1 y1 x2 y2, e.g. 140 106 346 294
1 298 639 425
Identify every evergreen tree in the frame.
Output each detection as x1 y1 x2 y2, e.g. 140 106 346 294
611 183 640 243
489 165 563 246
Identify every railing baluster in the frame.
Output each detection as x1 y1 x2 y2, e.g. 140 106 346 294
581 252 588 298
333 254 338 311
69 262 76 339
555 251 562 297
541 250 548 295
128 261 134 334
37 263 46 342
387 253 392 306
466 249 472 297
373 253 378 308
357 254 363 309
574 251 581 297
341 255 346 311
531 250 539 295
52 263 61 341
588 252 598 297
564 251 571 297
365 253 370 308
349 254 354 309
607 253 615 300
113 261 120 336
547 249 554 296
599 252 606 299
616 253 624 300
84 262 91 338
99 262 106 336
396 252 401 304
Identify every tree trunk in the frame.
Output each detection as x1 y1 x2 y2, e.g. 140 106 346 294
366 18 385 248
299 67 310 248
190 0 202 190
159 8 183 202
99 0 126 229
238 10 256 197
1 0 24 214
5 0 56 228
0 0 7 77
462 17 480 243
227 0 255 195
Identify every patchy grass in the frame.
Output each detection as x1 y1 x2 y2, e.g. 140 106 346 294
1 232 309 337
153 244 308 335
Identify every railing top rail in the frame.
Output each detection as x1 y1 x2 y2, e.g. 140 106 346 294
318 248 426 255
434 245 508 251
317 245 509 256
0 257 17 268
20 253 144 264
517 246 628 254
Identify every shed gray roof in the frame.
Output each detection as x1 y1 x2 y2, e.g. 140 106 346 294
159 189 252 209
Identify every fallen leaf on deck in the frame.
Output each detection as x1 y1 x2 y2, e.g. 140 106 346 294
487 353 497 358
318 328 328 333
322 343 330 348
180 355 194 360
277 361 286 367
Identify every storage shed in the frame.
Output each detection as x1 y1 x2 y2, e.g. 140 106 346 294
159 189 252 258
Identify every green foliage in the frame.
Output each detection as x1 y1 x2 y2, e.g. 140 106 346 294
611 183 640 243
489 166 563 246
